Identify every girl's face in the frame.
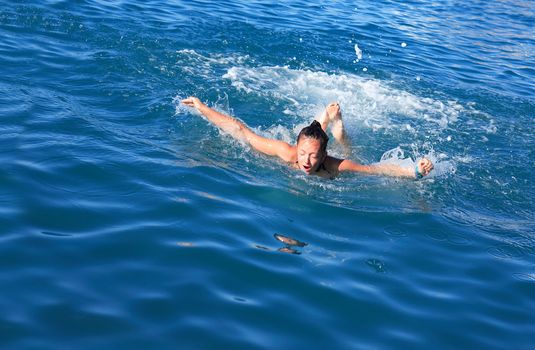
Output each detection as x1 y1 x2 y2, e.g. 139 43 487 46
296 137 325 175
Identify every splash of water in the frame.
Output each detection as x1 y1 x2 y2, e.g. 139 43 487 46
174 50 471 184
222 65 464 133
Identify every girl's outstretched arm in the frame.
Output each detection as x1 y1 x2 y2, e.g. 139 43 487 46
182 97 295 162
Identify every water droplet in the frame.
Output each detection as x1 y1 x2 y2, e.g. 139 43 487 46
354 44 362 60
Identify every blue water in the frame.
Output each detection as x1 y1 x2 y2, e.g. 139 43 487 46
2 0 534 348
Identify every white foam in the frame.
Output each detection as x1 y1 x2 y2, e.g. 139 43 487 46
377 147 455 178
222 65 464 133
175 50 466 136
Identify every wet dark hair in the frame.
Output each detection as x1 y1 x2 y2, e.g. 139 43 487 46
296 120 329 152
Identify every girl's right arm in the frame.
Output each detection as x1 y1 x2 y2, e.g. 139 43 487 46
182 97 295 162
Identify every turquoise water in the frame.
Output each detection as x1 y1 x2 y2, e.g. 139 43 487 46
2 0 535 348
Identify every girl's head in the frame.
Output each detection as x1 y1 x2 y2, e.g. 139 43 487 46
295 120 329 174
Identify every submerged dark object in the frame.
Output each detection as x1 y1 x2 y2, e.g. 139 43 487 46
278 246 301 255
274 233 307 247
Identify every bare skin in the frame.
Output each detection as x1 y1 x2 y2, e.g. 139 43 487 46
181 97 434 179
317 102 350 157
317 102 348 146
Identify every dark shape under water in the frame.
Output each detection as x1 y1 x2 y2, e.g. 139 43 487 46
366 258 387 273
274 233 307 247
278 246 301 255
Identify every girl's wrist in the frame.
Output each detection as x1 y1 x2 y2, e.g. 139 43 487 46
415 164 423 179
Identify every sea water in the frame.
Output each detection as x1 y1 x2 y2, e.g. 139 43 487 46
1 1 534 349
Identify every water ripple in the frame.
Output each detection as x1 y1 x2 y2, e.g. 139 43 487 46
2 1 534 349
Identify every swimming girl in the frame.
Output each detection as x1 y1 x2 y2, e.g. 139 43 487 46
182 97 434 179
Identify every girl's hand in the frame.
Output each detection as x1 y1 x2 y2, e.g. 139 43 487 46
417 158 434 177
181 97 204 110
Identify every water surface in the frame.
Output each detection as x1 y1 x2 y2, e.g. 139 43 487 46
1 1 534 349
